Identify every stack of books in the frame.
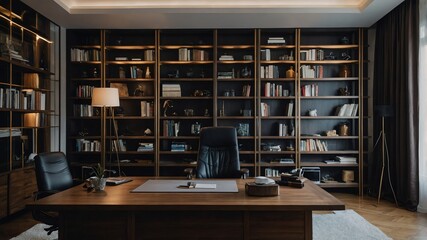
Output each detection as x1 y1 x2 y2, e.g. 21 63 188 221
217 71 234 79
171 142 186 151
335 156 357 164
219 54 234 61
162 84 181 97
267 37 286 44
137 143 154 152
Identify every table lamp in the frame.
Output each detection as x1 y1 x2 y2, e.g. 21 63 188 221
91 88 121 173
23 113 40 161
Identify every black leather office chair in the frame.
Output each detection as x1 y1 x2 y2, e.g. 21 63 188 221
185 126 248 179
33 152 74 235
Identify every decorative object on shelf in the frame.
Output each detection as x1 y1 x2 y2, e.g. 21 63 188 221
184 108 194 116
286 66 295 78
134 84 145 96
324 52 336 60
243 55 253 61
339 65 351 78
338 122 350 136
326 130 338 136
204 108 210 117
286 144 295 151
144 128 153 136
289 121 295 136
338 86 350 96
223 89 235 97
308 109 318 117
340 36 350 44
241 67 252 78
145 67 151 78
162 100 173 117
342 170 354 183
81 71 88 78
192 89 211 97
341 52 351 60
78 128 89 137
289 50 294 61
186 69 194 78
237 123 249 136
219 101 225 116
136 67 143 78
119 67 126 79
168 70 180 78
110 83 129 97
191 122 201 135
92 68 99 78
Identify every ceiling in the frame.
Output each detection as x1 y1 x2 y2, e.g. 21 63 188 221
22 0 404 29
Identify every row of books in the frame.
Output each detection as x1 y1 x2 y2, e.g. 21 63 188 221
178 48 209 61
278 123 291 136
263 82 291 97
129 66 145 78
137 143 154 152
144 50 155 61
70 48 101 62
162 84 181 97
300 139 329 151
335 103 358 117
112 139 127 152
260 65 280 79
73 104 93 117
300 49 325 61
76 139 101 152
76 85 94 98
324 156 357 164
163 120 180 137
260 49 272 61
140 101 154 117
260 101 294 117
301 65 324 78
0 88 45 110
301 84 319 96
242 84 252 97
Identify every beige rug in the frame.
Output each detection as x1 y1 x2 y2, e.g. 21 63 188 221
12 210 390 240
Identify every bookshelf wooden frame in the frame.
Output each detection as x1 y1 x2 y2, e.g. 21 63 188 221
66 28 368 195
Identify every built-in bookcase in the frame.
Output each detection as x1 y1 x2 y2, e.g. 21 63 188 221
66 28 369 194
0 0 57 218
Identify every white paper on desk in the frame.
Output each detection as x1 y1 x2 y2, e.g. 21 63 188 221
195 183 217 189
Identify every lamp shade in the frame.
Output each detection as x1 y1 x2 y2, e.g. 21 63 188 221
24 113 40 127
91 88 120 107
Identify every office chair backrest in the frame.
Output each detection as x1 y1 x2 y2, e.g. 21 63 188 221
35 152 74 194
196 127 240 178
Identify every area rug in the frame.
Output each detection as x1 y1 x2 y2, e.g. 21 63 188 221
313 210 391 240
12 210 390 240
10 224 57 240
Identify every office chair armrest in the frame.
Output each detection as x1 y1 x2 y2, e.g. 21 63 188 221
184 168 194 180
240 168 250 179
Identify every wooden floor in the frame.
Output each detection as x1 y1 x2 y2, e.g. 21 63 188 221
0 193 426 239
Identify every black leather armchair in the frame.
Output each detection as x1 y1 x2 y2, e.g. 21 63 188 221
33 152 74 235
185 127 249 179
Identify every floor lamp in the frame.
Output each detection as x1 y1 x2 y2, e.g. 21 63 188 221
373 105 398 206
91 88 121 175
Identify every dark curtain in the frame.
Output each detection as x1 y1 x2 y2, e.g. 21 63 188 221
372 0 419 210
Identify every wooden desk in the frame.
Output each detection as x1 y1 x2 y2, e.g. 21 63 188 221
29 177 344 240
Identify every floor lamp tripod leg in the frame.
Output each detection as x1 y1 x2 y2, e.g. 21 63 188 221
377 117 385 205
